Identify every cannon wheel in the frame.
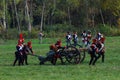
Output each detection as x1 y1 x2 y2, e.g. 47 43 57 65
65 46 81 64
77 46 86 63
79 50 86 63
70 44 86 63
51 49 67 65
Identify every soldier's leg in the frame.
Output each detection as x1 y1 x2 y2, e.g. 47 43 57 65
18 54 24 66
92 53 100 65
89 53 94 65
13 52 18 66
101 52 105 62
24 54 28 65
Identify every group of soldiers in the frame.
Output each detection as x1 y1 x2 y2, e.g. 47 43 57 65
65 30 105 65
88 32 105 65
65 30 92 47
13 33 63 66
13 33 34 66
13 30 105 66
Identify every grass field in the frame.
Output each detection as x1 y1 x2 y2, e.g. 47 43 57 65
0 37 120 80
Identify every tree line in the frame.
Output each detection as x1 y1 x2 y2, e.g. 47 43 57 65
0 0 120 38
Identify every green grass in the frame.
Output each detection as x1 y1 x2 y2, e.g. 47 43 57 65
0 37 120 80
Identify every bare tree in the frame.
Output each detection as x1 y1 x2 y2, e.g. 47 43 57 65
13 0 21 33
25 0 32 33
40 1 45 32
100 9 105 27
3 0 7 31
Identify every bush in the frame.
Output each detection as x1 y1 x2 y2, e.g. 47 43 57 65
2 24 120 40
22 28 39 39
43 24 78 38
110 27 120 36
44 24 77 33
6 29 18 39
97 24 111 36
0 28 39 40
96 24 120 36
